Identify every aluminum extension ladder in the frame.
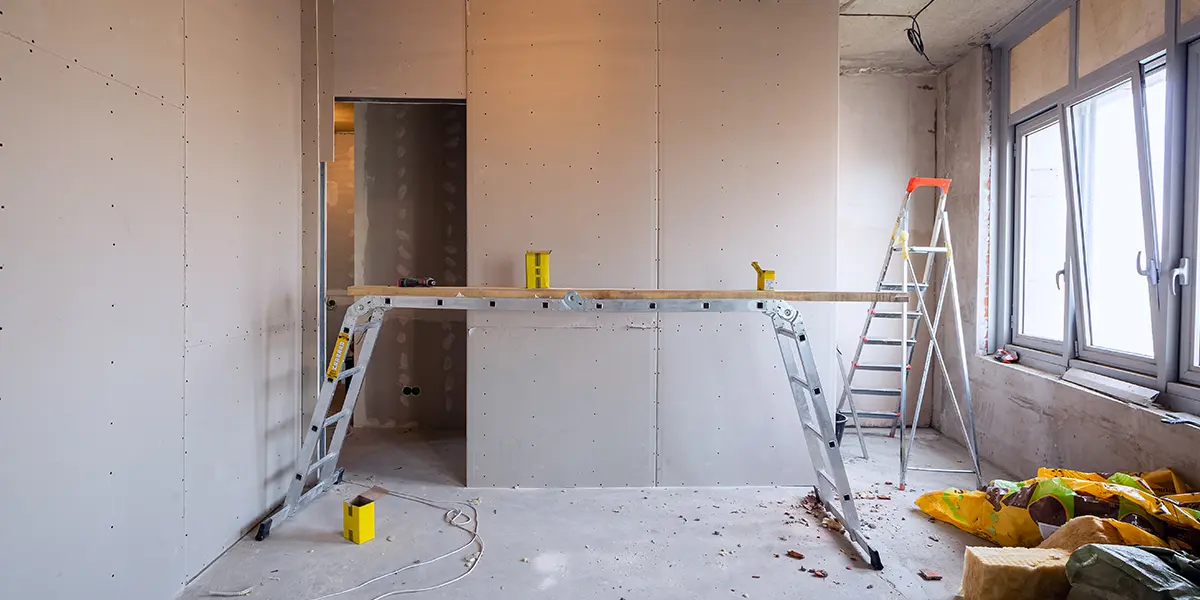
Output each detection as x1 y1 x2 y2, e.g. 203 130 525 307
838 177 983 490
255 291 883 569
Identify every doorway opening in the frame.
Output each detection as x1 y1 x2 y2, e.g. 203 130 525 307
324 99 467 485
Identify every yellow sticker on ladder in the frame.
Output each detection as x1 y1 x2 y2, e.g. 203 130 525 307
327 332 350 380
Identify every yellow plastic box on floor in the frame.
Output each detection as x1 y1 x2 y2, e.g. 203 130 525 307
959 547 1070 600
343 494 378 544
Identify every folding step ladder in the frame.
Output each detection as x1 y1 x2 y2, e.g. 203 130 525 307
838 177 983 490
256 291 885 569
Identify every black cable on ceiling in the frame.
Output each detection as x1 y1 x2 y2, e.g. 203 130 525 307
841 0 939 69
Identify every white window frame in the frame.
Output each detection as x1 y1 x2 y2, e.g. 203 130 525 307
1010 111 1075 358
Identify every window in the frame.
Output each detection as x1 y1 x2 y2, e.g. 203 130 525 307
1007 56 1168 377
1013 118 1068 346
1069 79 1157 359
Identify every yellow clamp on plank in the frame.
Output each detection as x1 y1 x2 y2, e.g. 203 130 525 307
899 231 910 260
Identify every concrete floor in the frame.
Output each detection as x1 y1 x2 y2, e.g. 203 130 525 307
181 428 1013 600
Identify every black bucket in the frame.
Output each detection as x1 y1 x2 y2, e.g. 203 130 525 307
835 412 848 444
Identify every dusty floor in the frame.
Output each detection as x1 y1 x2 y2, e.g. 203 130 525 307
181 428 1012 599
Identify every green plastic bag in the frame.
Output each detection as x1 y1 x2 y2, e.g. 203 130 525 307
1067 544 1200 600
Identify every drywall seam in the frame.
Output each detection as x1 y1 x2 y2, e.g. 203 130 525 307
0 30 180 108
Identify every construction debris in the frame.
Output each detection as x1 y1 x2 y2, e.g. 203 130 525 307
786 551 805 560
918 569 942 581
811 569 828 578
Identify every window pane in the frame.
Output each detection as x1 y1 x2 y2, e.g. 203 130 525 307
1017 122 1067 342
1145 67 1166 247
1071 81 1155 357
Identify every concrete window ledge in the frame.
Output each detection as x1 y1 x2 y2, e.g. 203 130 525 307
933 354 1200 486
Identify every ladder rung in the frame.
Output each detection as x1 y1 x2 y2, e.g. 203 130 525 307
870 310 920 320
852 411 900 420
789 375 809 390
851 387 902 397
775 327 797 338
879 283 929 292
895 246 947 254
861 337 915 346
336 366 364 381
307 452 338 475
802 420 823 437
852 363 907 372
817 469 837 489
323 409 351 427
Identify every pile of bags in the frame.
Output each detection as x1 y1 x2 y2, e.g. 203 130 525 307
917 468 1200 598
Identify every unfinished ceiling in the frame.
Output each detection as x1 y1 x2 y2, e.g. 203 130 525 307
840 0 1038 73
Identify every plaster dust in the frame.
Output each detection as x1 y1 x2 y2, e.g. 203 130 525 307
180 429 1012 600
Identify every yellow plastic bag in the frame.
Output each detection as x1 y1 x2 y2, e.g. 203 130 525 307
916 468 1200 551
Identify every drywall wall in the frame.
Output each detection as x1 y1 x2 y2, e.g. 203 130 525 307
0 1 302 596
1185 0 1200 25
334 0 466 99
936 46 1200 484
465 0 659 487
0 5 185 597
354 102 467 430
1078 0 1164 77
655 0 837 486
1009 9 1070 114
837 73 938 428
181 0 301 580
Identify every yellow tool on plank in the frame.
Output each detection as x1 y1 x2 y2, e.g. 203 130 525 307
751 262 776 291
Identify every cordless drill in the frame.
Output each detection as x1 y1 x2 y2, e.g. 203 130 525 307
398 277 436 287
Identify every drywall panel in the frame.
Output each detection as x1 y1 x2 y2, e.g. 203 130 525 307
465 0 657 486
466 0 657 290
1185 0 1200 25
656 0 837 486
182 328 299 579
1079 0 1165 77
0 0 184 106
0 32 186 599
655 314 810 485
319 0 335 161
467 325 657 487
184 1 302 347
334 0 467 98
837 74 938 426
301 0 322 425
1009 10 1070 114
354 103 467 430
182 0 302 579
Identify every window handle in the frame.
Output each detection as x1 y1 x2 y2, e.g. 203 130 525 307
1136 251 1160 285
1055 268 1066 291
1171 258 1191 296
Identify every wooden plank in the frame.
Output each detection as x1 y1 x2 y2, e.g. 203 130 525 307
1078 0 1164 77
1009 9 1070 114
348 285 904 303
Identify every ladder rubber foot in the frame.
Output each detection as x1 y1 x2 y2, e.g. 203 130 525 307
334 467 346 485
898 483 906 491
255 519 272 541
888 430 896 438
869 548 883 571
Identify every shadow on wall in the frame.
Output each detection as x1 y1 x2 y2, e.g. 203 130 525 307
327 101 468 432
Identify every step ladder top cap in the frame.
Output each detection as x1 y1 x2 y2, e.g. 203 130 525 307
907 177 951 194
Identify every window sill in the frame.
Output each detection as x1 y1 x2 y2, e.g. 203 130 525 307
976 352 1200 421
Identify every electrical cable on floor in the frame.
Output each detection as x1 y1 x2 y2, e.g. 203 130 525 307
306 481 484 600
840 0 939 68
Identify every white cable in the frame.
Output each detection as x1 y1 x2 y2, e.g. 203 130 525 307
306 481 484 600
